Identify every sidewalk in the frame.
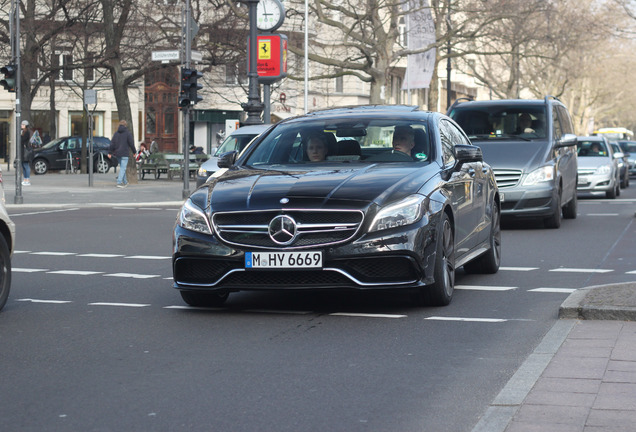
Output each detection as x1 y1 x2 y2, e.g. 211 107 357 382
2 170 188 209
4 170 636 431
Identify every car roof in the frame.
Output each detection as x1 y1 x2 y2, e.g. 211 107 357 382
229 124 271 136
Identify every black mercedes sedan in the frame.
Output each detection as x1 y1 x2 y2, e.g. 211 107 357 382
172 106 501 307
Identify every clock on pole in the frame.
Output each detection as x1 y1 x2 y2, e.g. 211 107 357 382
256 0 285 32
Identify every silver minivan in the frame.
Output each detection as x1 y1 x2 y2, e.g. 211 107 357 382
448 96 578 228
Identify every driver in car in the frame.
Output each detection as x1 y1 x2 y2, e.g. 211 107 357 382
392 125 415 156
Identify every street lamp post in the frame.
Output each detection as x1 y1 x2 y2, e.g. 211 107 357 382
241 0 264 125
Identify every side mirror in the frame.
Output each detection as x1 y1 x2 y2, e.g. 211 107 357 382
455 144 483 163
556 133 577 147
217 150 238 168
614 152 625 159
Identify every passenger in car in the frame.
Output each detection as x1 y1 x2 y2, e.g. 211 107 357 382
306 134 329 162
392 125 416 156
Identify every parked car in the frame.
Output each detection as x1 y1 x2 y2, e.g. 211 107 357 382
617 140 636 177
195 124 271 187
609 141 629 188
576 136 621 198
173 105 501 308
0 166 15 312
448 96 578 228
32 136 112 175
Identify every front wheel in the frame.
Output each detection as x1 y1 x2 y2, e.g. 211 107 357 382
562 191 577 219
544 188 562 229
0 235 12 312
180 290 229 307
414 213 455 306
32 158 49 175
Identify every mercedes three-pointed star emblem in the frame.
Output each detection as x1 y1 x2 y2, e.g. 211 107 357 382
268 215 297 245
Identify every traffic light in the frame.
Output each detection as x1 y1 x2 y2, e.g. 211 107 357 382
0 64 16 93
179 67 203 108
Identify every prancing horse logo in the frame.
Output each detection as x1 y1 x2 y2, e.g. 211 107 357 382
268 215 297 245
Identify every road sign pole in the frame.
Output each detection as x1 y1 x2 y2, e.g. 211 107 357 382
182 0 192 199
11 0 22 204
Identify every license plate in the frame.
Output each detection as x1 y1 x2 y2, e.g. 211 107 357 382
500 192 505 202
245 251 323 269
578 177 587 185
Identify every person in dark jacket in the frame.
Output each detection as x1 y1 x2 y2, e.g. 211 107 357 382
20 120 32 186
108 120 136 188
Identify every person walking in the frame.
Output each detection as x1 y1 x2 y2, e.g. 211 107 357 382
108 120 136 188
20 120 32 186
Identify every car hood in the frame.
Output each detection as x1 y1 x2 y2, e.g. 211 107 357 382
472 140 550 172
202 164 434 212
577 157 613 169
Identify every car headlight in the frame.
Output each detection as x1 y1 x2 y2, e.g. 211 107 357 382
197 166 208 177
178 199 212 235
523 165 555 186
369 195 427 232
595 164 611 175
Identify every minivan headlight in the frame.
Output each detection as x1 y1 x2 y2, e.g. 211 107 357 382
523 165 555 186
595 164 611 175
369 195 427 232
178 199 212 234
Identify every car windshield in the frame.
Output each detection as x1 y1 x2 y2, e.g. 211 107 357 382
578 141 609 157
450 105 547 140
243 118 430 166
214 134 259 157
618 141 636 153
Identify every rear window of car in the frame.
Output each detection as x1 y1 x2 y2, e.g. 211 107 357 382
244 118 431 166
450 105 547 140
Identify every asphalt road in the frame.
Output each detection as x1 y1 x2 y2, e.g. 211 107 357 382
1 189 635 431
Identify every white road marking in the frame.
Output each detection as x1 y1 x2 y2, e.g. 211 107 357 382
245 309 314 315
16 298 72 304
549 268 613 273
124 255 171 260
626 270 636 275
329 312 407 318
88 302 150 308
13 267 49 272
31 251 77 256
455 285 517 291
164 305 225 311
500 267 539 271
587 213 619 216
47 270 103 276
529 288 578 293
77 253 124 258
14 250 31 254
426 316 507 323
104 273 161 279
9 208 80 217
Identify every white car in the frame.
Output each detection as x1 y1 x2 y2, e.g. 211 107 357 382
576 136 621 198
195 124 271 187
0 167 16 312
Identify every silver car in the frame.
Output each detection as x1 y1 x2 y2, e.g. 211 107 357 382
576 136 621 198
0 166 16 312
195 124 271 187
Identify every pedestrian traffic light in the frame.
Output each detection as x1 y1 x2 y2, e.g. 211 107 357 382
179 67 203 108
0 64 16 93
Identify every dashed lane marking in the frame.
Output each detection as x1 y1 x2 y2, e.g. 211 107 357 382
500 267 539 271
13 267 49 272
16 298 72 304
9 208 80 217
455 285 517 291
587 213 620 216
31 252 77 256
103 273 161 279
529 288 578 293
125 255 171 260
329 312 407 318
549 268 613 273
426 316 507 323
48 270 103 276
88 302 150 308
78 253 125 258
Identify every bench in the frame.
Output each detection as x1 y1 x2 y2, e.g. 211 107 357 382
137 153 208 180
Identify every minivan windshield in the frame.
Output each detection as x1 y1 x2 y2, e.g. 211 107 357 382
450 105 547 140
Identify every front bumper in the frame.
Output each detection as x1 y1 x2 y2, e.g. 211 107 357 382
172 219 437 293
576 173 614 192
498 183 557 219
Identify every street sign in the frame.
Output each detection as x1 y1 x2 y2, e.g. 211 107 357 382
151 50 203 63
84 89 97 105
152 50 180 62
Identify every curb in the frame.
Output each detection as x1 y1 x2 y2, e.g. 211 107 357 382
559 282 636 321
